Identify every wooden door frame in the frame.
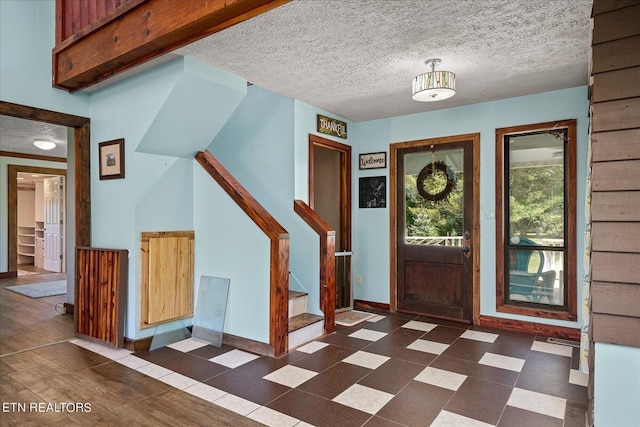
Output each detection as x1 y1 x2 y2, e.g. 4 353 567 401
389 133 481 324
1 101 91 277
308 134 352 252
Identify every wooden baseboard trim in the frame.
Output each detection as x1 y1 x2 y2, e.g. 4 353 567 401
354 300 390 311
0 271 18 279
63 303 74 315
123 332 276 357
478 315 580 340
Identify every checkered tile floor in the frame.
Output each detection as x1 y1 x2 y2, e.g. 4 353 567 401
71 311 588 426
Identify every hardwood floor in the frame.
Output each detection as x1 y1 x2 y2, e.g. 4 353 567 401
0 271 262 426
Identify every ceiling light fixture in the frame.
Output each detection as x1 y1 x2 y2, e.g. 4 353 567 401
412 58 456 102
33 140 56 150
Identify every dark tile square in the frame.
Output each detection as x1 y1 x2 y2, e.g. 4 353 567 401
187 343 235 359
444 376 512 425
204 368 290 405
267 388 371 427
415 316 469 329
564 400 589 427
235 351 304 378
517 351 587 404
358 316 412 333
292 344 356 373
376 381 453 427
366 339 438 366
430 355 519 386
154 352 229 382
318 333 371 351
134 346 183 363
488 331 535 359
298 362 371 399
363 416 406 426
424 325 465 344
441 338 493 362
358 358 425 394
498 406 563 427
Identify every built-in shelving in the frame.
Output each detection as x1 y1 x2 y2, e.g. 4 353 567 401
17 225 36 265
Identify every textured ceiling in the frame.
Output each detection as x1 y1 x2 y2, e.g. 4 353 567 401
0 115 68 157
1 0 593 157
177 0 593 122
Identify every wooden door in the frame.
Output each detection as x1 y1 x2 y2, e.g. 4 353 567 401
44 176 64 272
396 139 474 321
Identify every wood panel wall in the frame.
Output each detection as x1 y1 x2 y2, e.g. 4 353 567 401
590 0 640 348
76 247 127 347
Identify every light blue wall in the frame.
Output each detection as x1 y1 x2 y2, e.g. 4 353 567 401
0 0 88 115
595 343 640 426
352 86 589 329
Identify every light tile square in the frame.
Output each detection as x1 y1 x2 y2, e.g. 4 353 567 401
296 341 329 354
332 384 394 415
213 394 261 416
167 338 209 353
367 315 385 323
460 330 498 343
431 410 494 427
209 349 260 368
569 369 589 387
247 406 300 427
158 372 199 390
414 367 467 391
479 352 525 372
100 347 133 360
116 355 150 369
136 363 174 379
263 365 318 388
531 341 573 357
401 320 438 332
342 351 390 369
407 339 449 355
508 387 566 419
348 328 388 342
183 383 227 402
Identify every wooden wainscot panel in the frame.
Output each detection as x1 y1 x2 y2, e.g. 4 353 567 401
592 282 640 317
592 160 640 192
591 35 640 74
592 97 640 132
140 231 194 328
592 129 640 162
591 191 640 222
592 3 640 44
592 67 640 103
591 252 640 284
592 222 640 253
593 313 640 347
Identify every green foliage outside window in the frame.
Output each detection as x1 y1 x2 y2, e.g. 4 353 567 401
405 173 463 237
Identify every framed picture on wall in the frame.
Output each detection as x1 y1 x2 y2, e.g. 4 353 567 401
99 138 125 180
359 152 387 169
359 176 386 208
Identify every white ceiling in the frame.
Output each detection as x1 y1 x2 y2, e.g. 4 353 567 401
1 0 593 156
0 115 68 158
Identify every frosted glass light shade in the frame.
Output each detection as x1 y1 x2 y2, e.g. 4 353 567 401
33 140 56 150
412 70 456 102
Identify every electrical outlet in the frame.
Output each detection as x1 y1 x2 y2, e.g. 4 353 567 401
356 275 363 286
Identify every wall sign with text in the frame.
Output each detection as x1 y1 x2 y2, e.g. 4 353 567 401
359 152 387 169
317 114 347 139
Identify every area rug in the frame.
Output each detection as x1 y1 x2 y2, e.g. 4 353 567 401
5 281 67 298
335 310 378 327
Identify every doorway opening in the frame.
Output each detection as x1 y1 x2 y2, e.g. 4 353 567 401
390 133 480 323
308 134 352 311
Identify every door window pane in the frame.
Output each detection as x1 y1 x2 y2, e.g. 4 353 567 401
404 149 463 246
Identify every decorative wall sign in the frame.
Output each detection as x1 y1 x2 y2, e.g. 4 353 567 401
99 138 125 180
317 114 347 139
359 152 387 170
359 176 386 208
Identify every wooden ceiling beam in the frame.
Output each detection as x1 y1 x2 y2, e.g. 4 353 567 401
53 0 289 91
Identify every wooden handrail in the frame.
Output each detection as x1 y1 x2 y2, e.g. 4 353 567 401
294 200 336 335
196 150 289 356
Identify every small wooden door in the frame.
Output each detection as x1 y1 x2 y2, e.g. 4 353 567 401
396 138 475 322
44 176 64 272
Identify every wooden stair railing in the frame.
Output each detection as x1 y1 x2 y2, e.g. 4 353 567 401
294 200 336 335
196 150 289 356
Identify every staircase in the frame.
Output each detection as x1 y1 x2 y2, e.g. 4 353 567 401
288 291 324 350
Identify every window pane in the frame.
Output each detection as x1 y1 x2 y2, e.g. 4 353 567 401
507 247 564 307
508 132 565 244
404 149 463 246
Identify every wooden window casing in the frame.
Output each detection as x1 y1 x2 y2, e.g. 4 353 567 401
495 120 577 321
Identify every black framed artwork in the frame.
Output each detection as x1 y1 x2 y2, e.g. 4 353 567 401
359 176 386 208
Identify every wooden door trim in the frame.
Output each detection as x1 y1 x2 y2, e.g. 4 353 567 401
1 101 91 275
308 134 352 252
390 133 480 323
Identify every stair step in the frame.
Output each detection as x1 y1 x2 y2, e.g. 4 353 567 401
289 290 308 300
289 313 323 333
289 290 308 318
